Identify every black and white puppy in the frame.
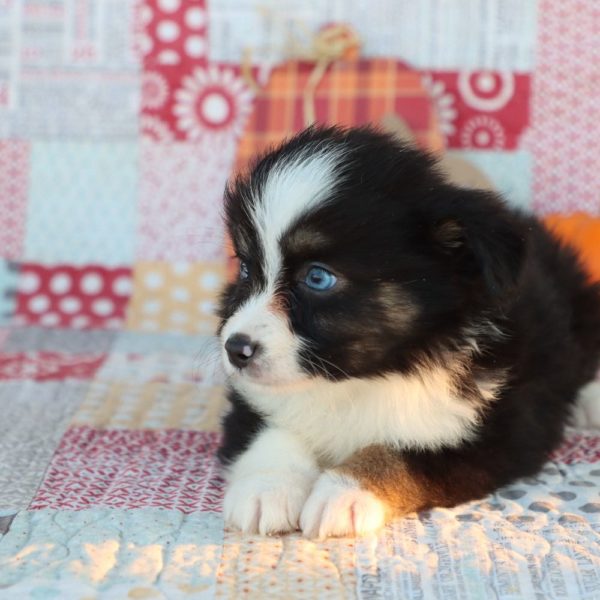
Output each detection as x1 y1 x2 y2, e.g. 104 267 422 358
216 126 600 538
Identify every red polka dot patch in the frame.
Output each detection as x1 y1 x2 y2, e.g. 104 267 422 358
15 264 133 330
137 0 208 68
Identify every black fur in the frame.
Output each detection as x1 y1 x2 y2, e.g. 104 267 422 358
217 125 600 507
217 388 264 465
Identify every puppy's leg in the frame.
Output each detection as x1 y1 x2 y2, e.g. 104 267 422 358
572 381 600 429
224 427 319 535
301 444 494 539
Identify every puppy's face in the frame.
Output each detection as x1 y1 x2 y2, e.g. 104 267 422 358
218 127 523 388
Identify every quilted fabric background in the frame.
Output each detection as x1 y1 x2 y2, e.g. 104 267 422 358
0 0 599 598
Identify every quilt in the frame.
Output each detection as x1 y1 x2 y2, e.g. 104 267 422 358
0 0 599 598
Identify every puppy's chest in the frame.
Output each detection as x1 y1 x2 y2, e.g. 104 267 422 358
241 372 481 466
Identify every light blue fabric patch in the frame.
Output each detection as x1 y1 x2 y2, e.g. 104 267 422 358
25 142 138 265
447 150 532 211
0 381 87 512
4 327 116 353
114 331 211 355
0 509 223 598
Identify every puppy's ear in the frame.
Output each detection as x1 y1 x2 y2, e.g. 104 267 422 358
431 189 526 296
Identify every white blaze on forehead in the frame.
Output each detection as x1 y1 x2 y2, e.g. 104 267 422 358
250 146 346 286
221 145 347 387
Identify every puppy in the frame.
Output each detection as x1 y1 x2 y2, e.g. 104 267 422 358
216 126 600 538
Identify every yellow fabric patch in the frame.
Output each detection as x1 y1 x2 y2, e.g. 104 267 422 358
126 262 226 334
73 379 225 432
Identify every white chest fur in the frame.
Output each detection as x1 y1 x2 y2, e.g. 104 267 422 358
236 366 482 466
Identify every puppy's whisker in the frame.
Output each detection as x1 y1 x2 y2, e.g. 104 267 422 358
193 337 225 382
302 345 349 381
303 350 332 382
316 354 351 380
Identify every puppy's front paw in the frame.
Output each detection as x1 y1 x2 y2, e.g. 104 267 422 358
300 471 387 539
224 471 314 535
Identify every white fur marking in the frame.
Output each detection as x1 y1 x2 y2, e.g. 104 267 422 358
222 146 346 386
252 146 347 285
300 471 386 539
224 428 319 534
237 365 481 464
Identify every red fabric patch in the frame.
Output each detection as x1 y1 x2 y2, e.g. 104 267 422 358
30 427 224 513
550 431 600 464
137 0 208 69
140 64 254 144
0 352 105 381
0 141 30 260
136 0 252 145
523 0 599 214
235 58 443 171
15 264 132 329
426 71 530 150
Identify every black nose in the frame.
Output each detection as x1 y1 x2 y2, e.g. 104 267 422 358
225 334 259 369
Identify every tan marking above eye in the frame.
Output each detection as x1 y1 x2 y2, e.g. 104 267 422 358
284 227 331 255
377 282 419 325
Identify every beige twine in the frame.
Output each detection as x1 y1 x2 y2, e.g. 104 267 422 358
241 24 361 127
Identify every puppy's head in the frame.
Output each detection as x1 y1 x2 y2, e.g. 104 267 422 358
218 126 524 388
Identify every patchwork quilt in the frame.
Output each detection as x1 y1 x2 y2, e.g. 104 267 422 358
0 0 599 598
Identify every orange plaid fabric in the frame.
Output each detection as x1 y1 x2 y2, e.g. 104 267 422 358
235 58 444 172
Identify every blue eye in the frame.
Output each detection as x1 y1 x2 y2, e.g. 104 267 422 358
304 266 337 291
239 261 249 280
